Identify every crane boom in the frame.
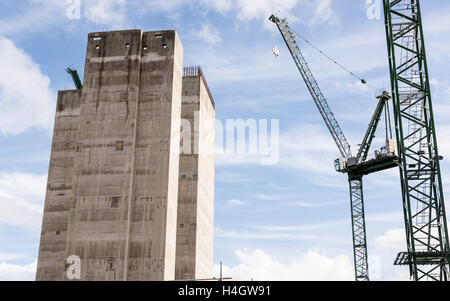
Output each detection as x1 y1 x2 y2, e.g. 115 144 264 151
269 15 352 158
65 67 83 90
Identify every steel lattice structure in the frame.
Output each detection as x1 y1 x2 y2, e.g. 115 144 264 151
270 13 399 282
271 0 449 280
356 93 390 163
348 177 369 281
270 15 381 281
383 0 450 280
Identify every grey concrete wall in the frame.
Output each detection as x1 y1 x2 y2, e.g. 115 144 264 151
36 29 184 281
196 76 215 279
67 29 144 281
36 30 215 282
175 71 215 280
125 30 183 281
36 90 81 280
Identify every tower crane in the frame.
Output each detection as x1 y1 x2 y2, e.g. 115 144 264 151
270 0 450 281
270 14 398 281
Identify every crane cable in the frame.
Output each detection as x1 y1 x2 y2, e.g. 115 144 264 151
291 29 368 85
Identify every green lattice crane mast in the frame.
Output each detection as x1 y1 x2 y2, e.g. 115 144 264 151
383 0 450 281
270 15 399 281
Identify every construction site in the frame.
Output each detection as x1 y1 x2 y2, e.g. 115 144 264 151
0 0 445 283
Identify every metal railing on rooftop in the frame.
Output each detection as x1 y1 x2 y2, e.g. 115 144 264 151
183 66 215 109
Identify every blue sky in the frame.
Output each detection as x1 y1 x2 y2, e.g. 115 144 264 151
1 0 450 281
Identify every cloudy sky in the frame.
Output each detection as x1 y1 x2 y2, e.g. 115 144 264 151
1 0 450 281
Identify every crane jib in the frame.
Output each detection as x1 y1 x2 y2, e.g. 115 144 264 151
270 14 370 282
270 15 352 159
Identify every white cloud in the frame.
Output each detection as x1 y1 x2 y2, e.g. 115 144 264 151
194 24 222 44
189 44 297 85
137 0 337 30
365 168 399 188
219 93 305 112
138 0 302 25
366 212 403 223
0 0 130 36
422 5 450 63
215 227 345 244
215 154 261 166
234 0 300 23
214 118 279 167
256 193 282 201
232 0 341 30
136 0 234 18
202 0 233 13
371 228 410 281
387 269 411 281
228 199 246 206
215 249 353 281
249 219 347 232
0 260 37 281
250 211 402 233
137 0 189 12
199 0 234 13
308 0 339 27
0 172 46 231
0 35 55 135
213 121 343 177
288 200 346 207
83 0 127 27
0 253 29 261
0 0 342 38
0 1 67 36
374 228 405 251
436 124 450 157
213 122 341 175
215 172 254 183
278 124 338 175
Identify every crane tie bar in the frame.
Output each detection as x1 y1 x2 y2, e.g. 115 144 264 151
291 29 367 85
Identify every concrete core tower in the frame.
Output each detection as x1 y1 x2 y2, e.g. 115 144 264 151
36 29 215 281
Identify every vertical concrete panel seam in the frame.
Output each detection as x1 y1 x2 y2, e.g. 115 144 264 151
123 31 143 281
